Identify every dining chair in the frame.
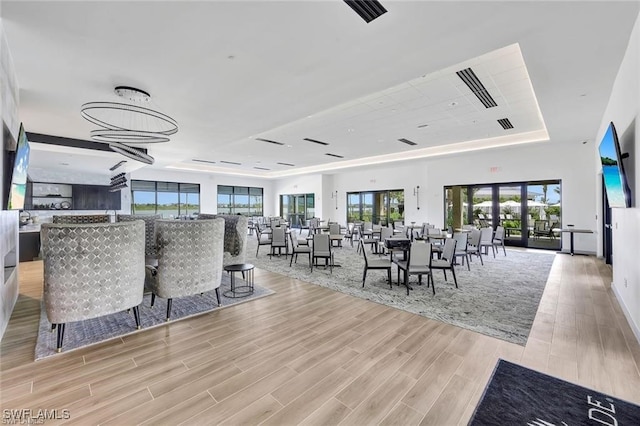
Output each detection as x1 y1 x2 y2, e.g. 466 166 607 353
358 240 392 289
289 231 311 267
254 224 272 257
492 225 507 256
479 227 495 256
453 232 471 271
377 225 394 255
395 241 433 295
311 233 334 273
329 223 343 247
270 226 288 258
467 228 484 266
430 238 458 288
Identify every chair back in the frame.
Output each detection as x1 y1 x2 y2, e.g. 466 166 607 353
358 239 369 266
272 227 286 245
313 233 331 254
427 228 442 237
441 238 457 263
494 225 505 242
468 228 481 247
363 221 373 232
453 232 468 253
153 219 225 297
289 231 299 249
41 221 145 324
409 242 431 267
117 214 161 257
329 223 341 236
480 227 493 244
379 226 393 241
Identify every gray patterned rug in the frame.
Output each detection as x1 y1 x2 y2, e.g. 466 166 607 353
249 237 555 345
35 274 274 360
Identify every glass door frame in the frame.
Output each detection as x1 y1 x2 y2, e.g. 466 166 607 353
279 193 314 228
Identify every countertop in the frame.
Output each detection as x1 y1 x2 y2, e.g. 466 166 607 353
18 224 42 234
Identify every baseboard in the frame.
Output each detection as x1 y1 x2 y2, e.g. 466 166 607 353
612 282 640 345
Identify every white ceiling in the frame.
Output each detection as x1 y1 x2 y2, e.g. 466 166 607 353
2 1 639 179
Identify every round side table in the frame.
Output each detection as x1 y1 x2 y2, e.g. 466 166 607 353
223 263 255 298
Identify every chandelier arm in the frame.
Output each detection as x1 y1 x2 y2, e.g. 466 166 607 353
109 142 155 165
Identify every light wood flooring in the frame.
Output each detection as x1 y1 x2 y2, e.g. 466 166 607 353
1 253 639 425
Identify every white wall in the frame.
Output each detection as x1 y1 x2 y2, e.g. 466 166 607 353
596 11 640 342
127 168 275 215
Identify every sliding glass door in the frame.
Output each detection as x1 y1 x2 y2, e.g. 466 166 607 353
347 189 404 225
444 180 561 250
280 193 314 228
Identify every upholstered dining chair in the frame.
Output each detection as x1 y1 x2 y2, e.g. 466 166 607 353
270 226 288 258
358 239 392 289
492 225 507 256
289 231 311 267
198 214 249 266
311 233 334 273
117 214 162 260
479 227 495 257
467 228 484 266
430 238 459 288
395 241 433 295
453 232 471 271
145 219 225 321
41 221 145 352
255 224 272 256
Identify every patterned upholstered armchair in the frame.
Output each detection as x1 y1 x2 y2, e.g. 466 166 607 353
41 221 146 352
52 214 110 224
117 214 162 259
197 214 248 266
145 219 225 320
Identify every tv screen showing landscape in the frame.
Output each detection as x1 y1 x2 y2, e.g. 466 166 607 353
7 124 30 210
599 122 630 208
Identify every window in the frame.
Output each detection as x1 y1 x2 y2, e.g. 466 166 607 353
346 190 404 225
131 180 200 217
217 185 263 216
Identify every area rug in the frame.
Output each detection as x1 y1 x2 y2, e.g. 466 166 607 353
469 359 640 425
248 237 554 345
35 274 274 360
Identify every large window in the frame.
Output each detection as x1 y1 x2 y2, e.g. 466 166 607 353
280 193 314 227
217 185 263 216
131 180 200 216
444 180 561 249
347 189 404 225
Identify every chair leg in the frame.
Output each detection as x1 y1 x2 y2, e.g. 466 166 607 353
502 243 506 256
51 323 56 333
430 274 435 295
466 254 471 271
132 305 141 329
215 288 221 306
479 252 484 266
166 298 172 322
387 268 392 289
150 293 156 307
56 323 65 353
290 253 294 267
362 268 367 287
443 270 447 281
451 267 458 288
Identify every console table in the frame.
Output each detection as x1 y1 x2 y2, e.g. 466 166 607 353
560 228 593 256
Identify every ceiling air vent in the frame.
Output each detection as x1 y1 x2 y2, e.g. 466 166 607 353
398 138 417 146
304 138 330 146
344 0 387 23
220 160 241 165
254 166 271 171
497 118 514 130
456 67 498 109
256 138 285 146
277 162 295 167
417 124 429 129
325 153 344 159
192 159 216 164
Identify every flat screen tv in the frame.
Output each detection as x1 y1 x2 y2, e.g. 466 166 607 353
7 123 30 210
599 121 631 208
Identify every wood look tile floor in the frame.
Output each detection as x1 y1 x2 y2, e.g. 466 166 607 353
1 252 639 425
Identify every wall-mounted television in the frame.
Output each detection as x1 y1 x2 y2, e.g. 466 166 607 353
7 123 30 210
599 121 631 208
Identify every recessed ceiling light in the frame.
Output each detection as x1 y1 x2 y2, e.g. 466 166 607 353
347 128 355 133
449 101 458 107
286 144 292 148
582 140 589 144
